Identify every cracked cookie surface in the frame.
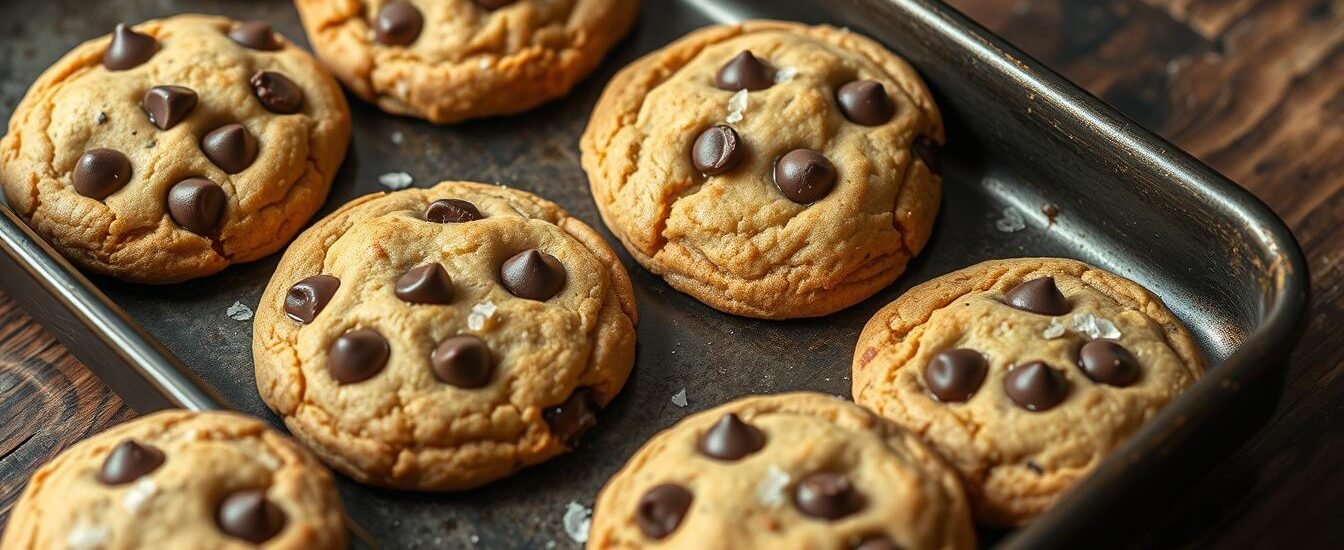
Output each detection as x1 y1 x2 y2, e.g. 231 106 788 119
1 410 347 550
253 181 637 491
294 0 639 124
852 258 1205 525
0 15 350 283
581 20 943 319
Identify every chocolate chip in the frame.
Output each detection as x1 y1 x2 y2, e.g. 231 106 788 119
216 489 285 543
250 71 304 114
201 124 258 174
329 329 389 384
854 537 903 550
715 51 774 91
1003 362 1069 411
773 149 836 204
167 178 226 235
924 348 988 402
72 148 131 200
500 249 566 301
1078 340 1140 387
141 85 198 130
912 136 940 174
543 388 599 448
375 1 424 46
692 125 743 176
636 484 693 540
696 413 765 460
431 335 493 388
476 0 518 9
425 199 483 223
97 439 164 485
1004 277 1070 316
794 472 861 520
836 80 895 126
1026 461 1045 475
96 111 108 125
284 274 340 324
103 23 159 71
395 264 454 304
229 21 282 51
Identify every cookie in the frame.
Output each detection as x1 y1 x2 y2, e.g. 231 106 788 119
851 258 1206 525
293 0 639 124
588 392 975 550
0 15 350 284
581 21 943 319
0 410 347 549
252 181 637 490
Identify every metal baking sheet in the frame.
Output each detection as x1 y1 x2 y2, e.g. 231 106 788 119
0 0 1308 548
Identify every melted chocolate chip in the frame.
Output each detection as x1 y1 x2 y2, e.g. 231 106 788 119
229 21 282 51
97 439 164 485
912 136 940 174
216 489 286 543
395 264 454 304
696 413 765 460
431 335 493 388
103 23 159 71
500 249 566 301
924 348 988 402
167 178 226 235
715 51 774 91
201 124 258 174
1003 362 1069 411
142 86 198 130
250 71 304 114
284 275 340 324
773 149 836 204
854 537 903 550
1078 340 1140 387
692 125 743 176
375 2 424 45
1004 277 1070 316
425 199 484 223
636 484 693 540
476 0 518 8
329 329 389 384
543 388 599 448
794 472 861 520
836 80 895 126
72 148 131 200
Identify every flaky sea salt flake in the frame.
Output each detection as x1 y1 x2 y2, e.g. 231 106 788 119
726 89 749 123
995 207 1026 232
467 300 498 331
1043 318 1066 339
67 525 109 550
122 478 158 513
756 465 791 507
671 388 688 407
390 131 405 145
226 301 253 321
563 501 592 543
774 66 798 83
379 172 414 190
1071 313 1121 340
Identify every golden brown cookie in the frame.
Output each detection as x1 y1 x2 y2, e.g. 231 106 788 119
852 258 1206 525
253 181 637 491
0 410 347 549
588 392 975 550
581 20 943 319
0 15 350 283
293 0 639 124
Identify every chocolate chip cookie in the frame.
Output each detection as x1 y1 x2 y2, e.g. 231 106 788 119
0 410 346 549
0 15 350 283
253 181 637 490
581 21 944 319
851 258 1206 525
588 392 975 549
294 0 639 124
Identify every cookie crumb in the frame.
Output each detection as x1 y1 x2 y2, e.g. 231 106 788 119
390 131 405 145
122 478 158 513
1043 318 1066 339
66 525 109 550
726 89 749 123
95 111 108 125
562 501 592 543
1071 313 1121 339
226 301 254 321
756 464 791 507
774 66 798 83
994 207 1026 232
467 300 498 331
1041 203 1060 219
671 388 688 408
378 172 414 190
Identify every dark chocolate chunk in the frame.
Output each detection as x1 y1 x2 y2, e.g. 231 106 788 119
1004 277 1070 316
773 149 836 204
692 125 743 176
543 388 599 448
431 335 493 388
836 80 895 126
216 489 286 543
696 413 765 461
103 23 159 71
375 2 424 46
97 439 164 485
425 199 484 223
201 124 258 174
854 537 903 550
250 71 304 114
1078 340 1140 387
476 0 518 8
924 348 988 402
72 148 131 199
1003 362 1069 411
167 178 226 235
715 51 774 91
636 484 693 540
329 329 389 384
284 274 340 324
229 21 282 51
395 264 454 304
794 472 861 520
500 249 566 301
912 136 940 174
142 86 198 130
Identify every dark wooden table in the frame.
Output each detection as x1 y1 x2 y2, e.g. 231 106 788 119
2 0 1341 547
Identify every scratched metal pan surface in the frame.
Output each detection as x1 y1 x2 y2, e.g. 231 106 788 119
0 0 1309 548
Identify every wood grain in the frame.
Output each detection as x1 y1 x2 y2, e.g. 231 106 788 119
0 0 1341 546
